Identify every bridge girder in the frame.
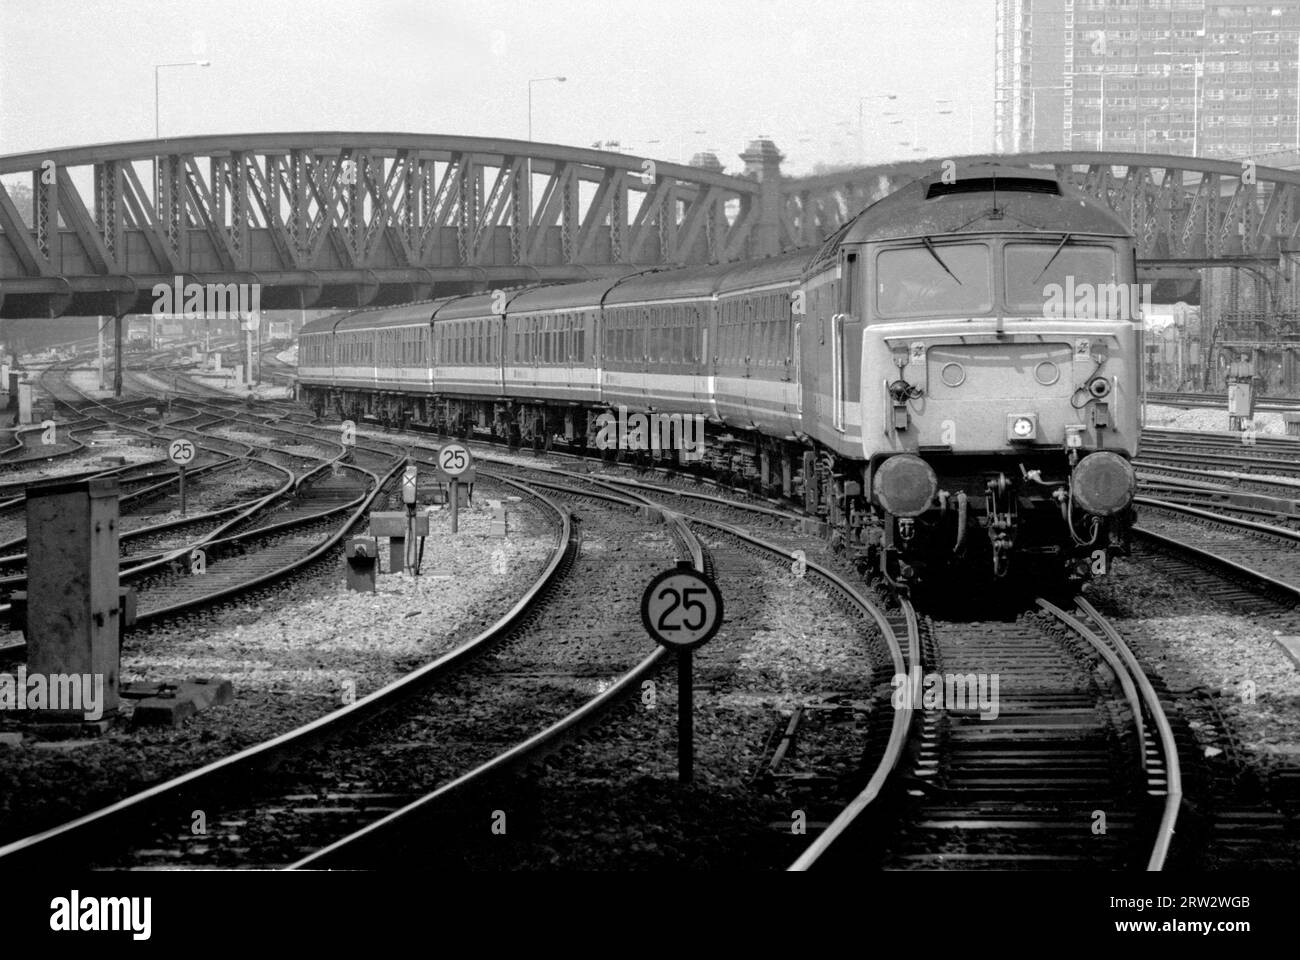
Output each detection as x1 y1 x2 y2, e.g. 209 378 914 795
0 133 763 318
6 140 1300 319
778 151 1300 270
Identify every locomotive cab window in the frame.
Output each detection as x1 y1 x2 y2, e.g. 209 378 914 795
876 242 992 318
840 252 857 315
1003 242 1121 317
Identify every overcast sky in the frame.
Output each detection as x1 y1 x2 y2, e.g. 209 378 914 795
0 0 993 176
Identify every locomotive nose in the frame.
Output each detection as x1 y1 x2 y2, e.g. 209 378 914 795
1071 451 1136 516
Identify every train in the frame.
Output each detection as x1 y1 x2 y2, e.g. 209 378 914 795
298 162 1141 589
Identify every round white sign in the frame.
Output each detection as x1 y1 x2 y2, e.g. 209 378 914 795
168 438 197 466
438 442 473 477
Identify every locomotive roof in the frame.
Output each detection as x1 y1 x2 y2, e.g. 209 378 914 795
829 163 1131 252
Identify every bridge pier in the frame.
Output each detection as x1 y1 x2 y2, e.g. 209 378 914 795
114 314 123 397
739 139 786 259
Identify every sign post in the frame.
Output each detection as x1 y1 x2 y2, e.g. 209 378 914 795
168 437 196 515
436 442 473 534
640 561 724 784
402 461 419 573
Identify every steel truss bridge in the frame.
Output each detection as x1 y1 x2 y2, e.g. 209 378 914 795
1 133 1297 319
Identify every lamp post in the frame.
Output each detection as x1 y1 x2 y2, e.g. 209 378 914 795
154 60 210 139
527 75 567 144
1153 44 1236 158
525 76 566 228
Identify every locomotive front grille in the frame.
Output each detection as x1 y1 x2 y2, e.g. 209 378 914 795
925 343 1075 399
911 342 1081 450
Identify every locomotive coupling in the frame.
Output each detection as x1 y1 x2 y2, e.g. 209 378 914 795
872 454 938 517
1070 451 1136 517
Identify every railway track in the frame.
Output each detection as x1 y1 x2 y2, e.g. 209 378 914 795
0 362 405 655
0 474 572 868
1148 390 1300 412
785 594 1178 870
1134 498 1300 618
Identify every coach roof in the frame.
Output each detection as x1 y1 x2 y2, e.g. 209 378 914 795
715 250 813 295
298 313 344 336
508 277 625 313
333 301 445 331
603 262 736 305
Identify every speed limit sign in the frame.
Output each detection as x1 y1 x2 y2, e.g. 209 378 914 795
640 564 724 650
168 438 196 466
437 442 472 477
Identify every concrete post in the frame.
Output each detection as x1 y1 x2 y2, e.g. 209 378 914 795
24 478 121 723
17 381 32 425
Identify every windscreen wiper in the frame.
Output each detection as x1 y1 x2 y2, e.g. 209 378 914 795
921 236 963 286
1031 232 1073 284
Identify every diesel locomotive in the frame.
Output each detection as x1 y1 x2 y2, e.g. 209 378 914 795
299 163 1141 587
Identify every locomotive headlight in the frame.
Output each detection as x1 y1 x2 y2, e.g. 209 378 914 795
1007 414 1037 442
1088 376 1112 399
872 454 938 518
1071 451 1136 516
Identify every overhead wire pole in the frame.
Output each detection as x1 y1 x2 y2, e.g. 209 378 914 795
148 59 210 400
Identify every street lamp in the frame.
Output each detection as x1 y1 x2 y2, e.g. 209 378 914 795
1022 86 1069 152
858 93 897 163
525 76 566 229
154 60 210 139
1153 46 1238 158
527 76 567 143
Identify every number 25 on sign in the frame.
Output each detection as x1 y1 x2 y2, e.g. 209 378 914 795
168 438 195 515
640 562 724 785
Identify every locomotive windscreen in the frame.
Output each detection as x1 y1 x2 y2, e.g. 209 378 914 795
876 243 992 317
1004 243 1120 316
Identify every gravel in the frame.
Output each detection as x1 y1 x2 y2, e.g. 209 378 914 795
1145 403 1288 435
1086 555 1300 774
422 524 883 871
0 490 557 845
